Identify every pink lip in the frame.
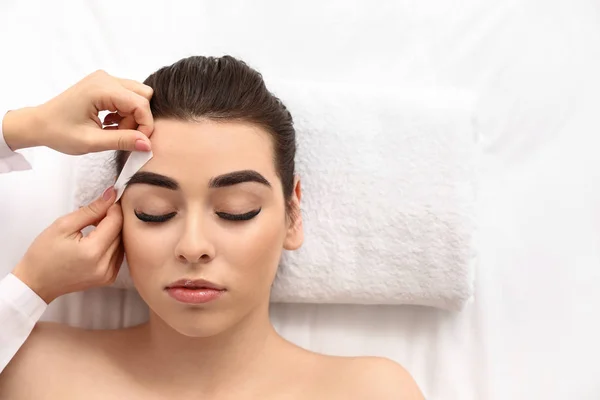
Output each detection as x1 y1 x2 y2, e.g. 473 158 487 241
166 279 225 291
166 287 225 304
165 279 226 304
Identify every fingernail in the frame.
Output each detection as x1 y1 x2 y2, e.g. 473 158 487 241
135 139 151 152
102 186 115 201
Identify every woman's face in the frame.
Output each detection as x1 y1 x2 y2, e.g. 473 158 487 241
120 119 303 337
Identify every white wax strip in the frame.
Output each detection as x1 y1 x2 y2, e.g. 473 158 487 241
114 150 154 202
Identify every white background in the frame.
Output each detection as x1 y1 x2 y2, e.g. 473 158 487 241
1 1 600 398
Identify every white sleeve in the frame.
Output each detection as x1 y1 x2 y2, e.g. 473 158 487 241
0 273 47 374
0 110 32 174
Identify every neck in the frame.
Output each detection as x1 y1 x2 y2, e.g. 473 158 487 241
133 302 287 394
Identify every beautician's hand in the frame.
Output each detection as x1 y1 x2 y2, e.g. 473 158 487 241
2 70 153 155
11 187 124 304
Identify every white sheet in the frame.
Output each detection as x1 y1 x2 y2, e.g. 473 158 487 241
1 0 600 398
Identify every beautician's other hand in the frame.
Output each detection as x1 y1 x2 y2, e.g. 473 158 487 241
12 187 123 304
2 70 153 155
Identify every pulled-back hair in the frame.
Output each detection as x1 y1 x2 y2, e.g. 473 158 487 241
115 55 298 219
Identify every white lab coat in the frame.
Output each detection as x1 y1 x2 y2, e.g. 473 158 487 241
0 111 48 373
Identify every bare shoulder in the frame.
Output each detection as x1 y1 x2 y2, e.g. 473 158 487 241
1 321 85 373
324 355 425 400
353 357 424 399
0 322 92 397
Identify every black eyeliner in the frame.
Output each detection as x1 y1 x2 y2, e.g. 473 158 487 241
216 208 261 221
135 211 177 223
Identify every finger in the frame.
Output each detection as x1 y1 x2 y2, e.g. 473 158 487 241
91 128 151 152
112 240 125 271
98 233 120 266
113 91 153 137
92 113 103 128
110 241 125 277
95 89 154 137
58 188 116 234
116 78 153 100
99 235 123 284
103 112 123 126
118 115 137 131
85 203 123 252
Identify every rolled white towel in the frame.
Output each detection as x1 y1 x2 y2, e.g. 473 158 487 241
73 82 477 310
268 82 477 310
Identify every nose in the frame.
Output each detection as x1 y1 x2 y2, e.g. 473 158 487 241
174 215 215 265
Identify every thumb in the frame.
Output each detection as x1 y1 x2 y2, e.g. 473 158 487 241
92 127 152 152
59 187 116 234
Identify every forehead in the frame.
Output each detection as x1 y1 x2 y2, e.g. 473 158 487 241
141 119 276 179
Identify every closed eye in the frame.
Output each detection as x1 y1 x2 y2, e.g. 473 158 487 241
135 211 177 223
134 209 261 223
216 208 261 221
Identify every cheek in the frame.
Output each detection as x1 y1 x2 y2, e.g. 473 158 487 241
122 215 174 280
220 210 286 285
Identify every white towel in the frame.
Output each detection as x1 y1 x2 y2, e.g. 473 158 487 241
73 82 477 310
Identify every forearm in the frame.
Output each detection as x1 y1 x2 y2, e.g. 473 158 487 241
1 107 43 151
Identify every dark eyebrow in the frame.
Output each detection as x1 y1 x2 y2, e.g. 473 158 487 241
209 170 272 189
127 172 179 190
126 170 271 190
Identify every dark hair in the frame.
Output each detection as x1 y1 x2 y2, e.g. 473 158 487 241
115 55 298 220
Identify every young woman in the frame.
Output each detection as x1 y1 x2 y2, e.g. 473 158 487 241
0 55 424 399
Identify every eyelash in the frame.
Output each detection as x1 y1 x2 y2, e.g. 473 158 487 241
216 209 261 221
134 209 261 223
134 211 177 223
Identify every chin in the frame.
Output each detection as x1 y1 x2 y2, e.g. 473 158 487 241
144 291 265 338
155 306 237 338
168 320 228 338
